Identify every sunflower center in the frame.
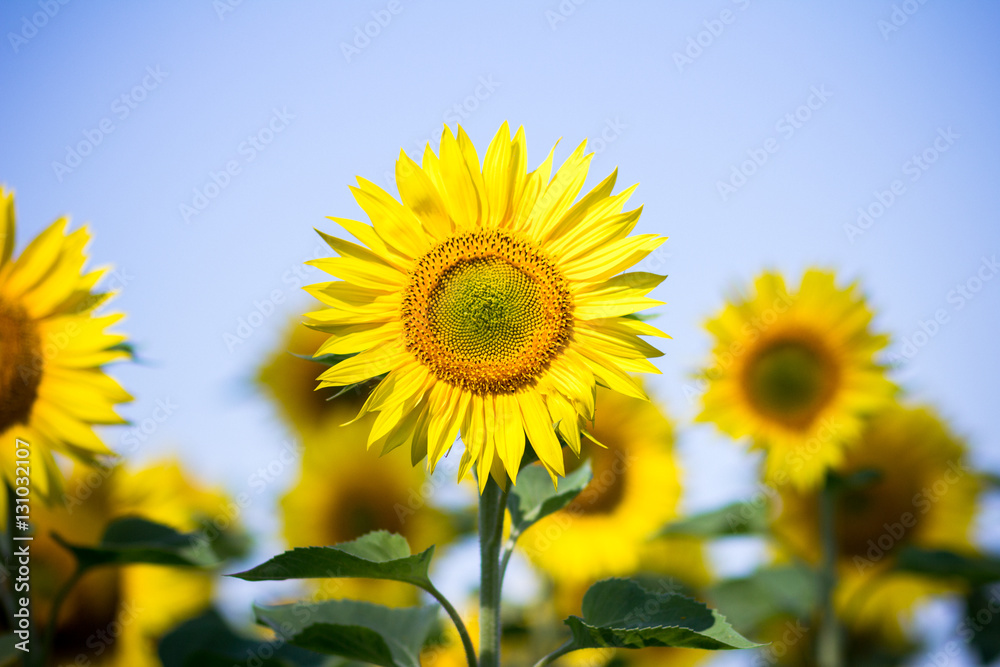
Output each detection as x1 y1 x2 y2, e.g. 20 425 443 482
0 298 43 432
402 232 573 394
742 337 839 429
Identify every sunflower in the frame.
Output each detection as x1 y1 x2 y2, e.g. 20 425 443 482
305 123 668 489
0 187 131 500
771 405 980 642
696 270 895 489
25 459 231 667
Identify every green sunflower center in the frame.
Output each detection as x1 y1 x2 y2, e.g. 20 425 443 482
0 298 42 432
402 232 573 394
427 257 543 362
743 339 838 429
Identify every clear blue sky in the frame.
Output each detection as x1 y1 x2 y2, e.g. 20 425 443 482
2 2 999 662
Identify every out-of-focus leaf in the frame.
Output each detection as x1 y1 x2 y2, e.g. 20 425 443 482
53 516 217 570
231 531 433 588
707 565 818 632
895 547 1000 586
654 501 768 538
255 599 439 667
967 584 1000 663
560 578 761 653
0 634 20 667
508 462 592 536
158 608 327 667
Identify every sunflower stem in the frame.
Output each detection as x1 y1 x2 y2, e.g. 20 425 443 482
479 477 509 667
38 565 83 667
1 484 18 630
532 639 573 667
425 582 478 667
817 476 842 667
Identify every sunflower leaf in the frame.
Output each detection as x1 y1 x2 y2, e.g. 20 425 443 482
52 516 219 571
507 461 592 536
230 530 434 588
560 578 761 653
967 584 1000 663
654 501 769 539
894 546 1000 585
159 608 328 667
254 599 439 667
706 565 818 632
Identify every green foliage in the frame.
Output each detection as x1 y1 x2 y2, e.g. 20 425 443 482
654 500 769 538
507 462 592 537
561 578 761 654
231 530 434 588
53 516 220 570
894 546 1000 586
707 565 818 632
255 599 439 667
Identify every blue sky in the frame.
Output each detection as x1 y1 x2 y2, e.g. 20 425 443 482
2 1 999 663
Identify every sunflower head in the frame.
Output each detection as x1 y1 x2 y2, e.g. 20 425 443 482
772 405 980 642
697 270 896 489
305 123 668 489
0 187 131 500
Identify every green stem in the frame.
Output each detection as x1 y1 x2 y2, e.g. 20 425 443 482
38 566 83 667
816 478 842 667
532 640 573 667
425 582 477 667
498 532 518 588
479 477 509 667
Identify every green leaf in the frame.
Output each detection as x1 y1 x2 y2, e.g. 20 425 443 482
561 578 761 653
967 584 1000 663
159 608 327 667
255 599 439 667
894 546 1000 585
654 501 768 538
707 565 818 632
53 516 218 570
507 462 592 535
230 530 434 588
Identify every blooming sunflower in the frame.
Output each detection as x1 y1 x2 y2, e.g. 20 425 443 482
771 405 980 642
0 187 131 500
305 123 668 489
522 384 709 588
27 459 232 666
696 270 895 489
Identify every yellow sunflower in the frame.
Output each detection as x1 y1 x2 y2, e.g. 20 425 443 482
305 122 668 489
771 405 980 642
0 187 131 500
27 459 231 667
696 270 895 489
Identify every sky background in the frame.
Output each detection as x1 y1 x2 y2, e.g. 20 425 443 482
2 2 999 665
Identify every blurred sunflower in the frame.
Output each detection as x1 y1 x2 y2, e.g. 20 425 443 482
521 384 709 590
0 187 131 499
697 270 895 489
772 405 980 642
306 122 668 489
27 460 232 667
268 320 454 606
